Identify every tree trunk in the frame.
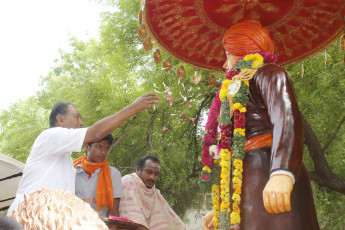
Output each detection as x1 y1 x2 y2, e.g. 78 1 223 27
302 115 345 194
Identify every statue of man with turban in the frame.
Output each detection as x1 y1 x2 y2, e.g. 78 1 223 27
202 20 320 230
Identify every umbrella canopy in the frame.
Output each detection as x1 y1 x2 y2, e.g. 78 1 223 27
0 153 25 211
141 0 345 72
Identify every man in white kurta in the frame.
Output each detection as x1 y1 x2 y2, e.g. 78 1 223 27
7 127 87 216
8 93 159 217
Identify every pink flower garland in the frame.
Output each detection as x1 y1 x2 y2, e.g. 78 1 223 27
202 70 239 168
202 88 221 168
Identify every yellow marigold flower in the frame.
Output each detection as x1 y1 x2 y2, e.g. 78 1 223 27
214 159 221 165
223 79 231 88
219 89 227 101
233 177 242 187
220 177 228 184
221 182 228 188
221 171 229 177
220 148 230 155
239 106 247 113
244 80 249 86
233 169 242 178
212 184 219 191
213 217 219 227
219 79 231 100
232 103 243 111
233 202 240 213
212 184 220 225
221 184 228 191
221 179 229 185
234 128 245 136
220 161 229 168
202 166 211 173
232 193 241 203
233 185 242 194
252 54 264 68
230 212 241 225
220 202 229 211
244 53 264 69
252 61 261 68
221 172 229 179
233 159 243 168
220 181 228 188
243 54 254 61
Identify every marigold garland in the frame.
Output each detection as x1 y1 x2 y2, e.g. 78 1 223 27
227 54 262 229
212 184 220 229
230 159 243 226
218 96 232 230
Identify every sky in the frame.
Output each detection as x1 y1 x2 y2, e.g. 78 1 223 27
0 0 113 111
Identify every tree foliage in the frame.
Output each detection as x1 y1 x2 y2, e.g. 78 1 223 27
286 41 345 229
1 0 345 228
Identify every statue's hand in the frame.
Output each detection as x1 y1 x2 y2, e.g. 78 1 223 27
201 211 214 230
263 174 293 214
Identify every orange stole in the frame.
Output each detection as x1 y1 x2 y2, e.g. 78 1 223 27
74 156 113 211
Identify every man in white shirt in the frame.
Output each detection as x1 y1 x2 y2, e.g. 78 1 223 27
7 93 159 216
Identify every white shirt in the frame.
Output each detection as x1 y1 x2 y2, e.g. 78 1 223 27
75 164 122 217
7 127 87 216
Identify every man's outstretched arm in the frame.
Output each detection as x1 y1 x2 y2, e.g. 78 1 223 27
84 93 159 144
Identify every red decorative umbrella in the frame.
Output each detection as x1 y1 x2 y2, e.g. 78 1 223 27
140 0 345 72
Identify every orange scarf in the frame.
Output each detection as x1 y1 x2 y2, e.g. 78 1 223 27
73 156 113 211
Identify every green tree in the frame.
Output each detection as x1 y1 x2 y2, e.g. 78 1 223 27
286 41 345 229
0 0 219 218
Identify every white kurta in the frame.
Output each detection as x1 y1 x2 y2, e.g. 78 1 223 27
7 127 87 216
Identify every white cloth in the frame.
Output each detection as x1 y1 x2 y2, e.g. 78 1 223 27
119 173 186 230
7 127 87 216
75 164 122 217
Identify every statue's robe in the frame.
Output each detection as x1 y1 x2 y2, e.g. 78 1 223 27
240 63 320 230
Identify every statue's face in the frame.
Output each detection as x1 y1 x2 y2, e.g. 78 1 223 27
136 159 161 189
223 51 241 72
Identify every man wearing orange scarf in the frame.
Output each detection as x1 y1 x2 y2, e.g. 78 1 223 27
74 134 122 217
